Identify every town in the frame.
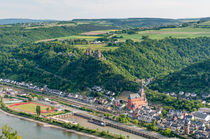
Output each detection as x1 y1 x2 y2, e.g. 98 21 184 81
0 78 209 139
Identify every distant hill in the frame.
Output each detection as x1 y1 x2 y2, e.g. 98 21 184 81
73 18 182 28
200 17 210 22
0 18 56 25
149 59 210 95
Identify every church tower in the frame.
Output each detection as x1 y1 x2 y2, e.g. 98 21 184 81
138 81 146 101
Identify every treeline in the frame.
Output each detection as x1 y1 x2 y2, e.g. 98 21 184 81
149 59 210 95
58 39 89 45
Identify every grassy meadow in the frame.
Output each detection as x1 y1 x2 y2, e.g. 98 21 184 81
57 35 100 40
116 26 210 41
74 44 118 51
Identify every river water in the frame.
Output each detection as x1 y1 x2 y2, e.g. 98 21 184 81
0 111 92 139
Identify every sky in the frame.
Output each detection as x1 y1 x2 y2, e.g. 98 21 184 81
0 0 209 20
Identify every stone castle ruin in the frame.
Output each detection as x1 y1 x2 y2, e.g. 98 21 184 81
85 49 102 59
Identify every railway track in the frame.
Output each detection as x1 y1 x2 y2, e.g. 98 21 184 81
0 82 104 113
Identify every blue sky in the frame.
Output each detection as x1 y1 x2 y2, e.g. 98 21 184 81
0 0 209 20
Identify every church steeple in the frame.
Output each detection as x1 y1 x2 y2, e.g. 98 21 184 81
138 81 146 101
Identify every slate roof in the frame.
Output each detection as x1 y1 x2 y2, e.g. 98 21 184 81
194 112 209 119
128 93 140 99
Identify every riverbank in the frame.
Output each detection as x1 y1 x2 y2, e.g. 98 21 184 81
0 108 104 139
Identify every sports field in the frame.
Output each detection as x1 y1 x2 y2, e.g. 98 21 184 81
9 102 55 114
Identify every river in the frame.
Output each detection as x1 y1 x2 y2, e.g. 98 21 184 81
0 111 92 139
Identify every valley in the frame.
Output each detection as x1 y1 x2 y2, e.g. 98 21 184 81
0 17 209 139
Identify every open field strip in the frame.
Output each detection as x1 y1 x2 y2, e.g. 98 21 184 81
57 35 100 40
25 23 77 29
36 35 100 43
74 44 118 51
81 29 118 35
117 27 210 41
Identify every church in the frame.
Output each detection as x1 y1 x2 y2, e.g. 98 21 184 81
128 82 148 111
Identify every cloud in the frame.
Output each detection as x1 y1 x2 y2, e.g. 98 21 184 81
0 0 209 19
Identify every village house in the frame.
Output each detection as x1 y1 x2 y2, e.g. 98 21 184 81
179 91 185 95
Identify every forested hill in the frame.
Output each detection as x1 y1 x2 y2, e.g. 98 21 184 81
104 37 210 79
73 18 181 28
0 42 138 93
149 59 210 95
0 37 209 94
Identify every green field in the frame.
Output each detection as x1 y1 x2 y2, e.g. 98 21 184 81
198 21 210 26
57 35 100 40
36 35 100 43
74 44 118 51
116 27 210 41
81 29 118 35
25 23 76 29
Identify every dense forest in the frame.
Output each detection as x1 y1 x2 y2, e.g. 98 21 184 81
0 42 138 93
104 37 210 79
149 59 210 94
0 37 209 94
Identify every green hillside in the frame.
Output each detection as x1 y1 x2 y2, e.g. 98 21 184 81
149 59 210 95
0 42 138 93
104 37 210 79
0 37 209 94
0 23 115 45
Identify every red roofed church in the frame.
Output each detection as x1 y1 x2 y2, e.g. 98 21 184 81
128 82 148 111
